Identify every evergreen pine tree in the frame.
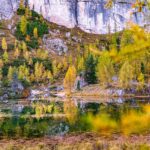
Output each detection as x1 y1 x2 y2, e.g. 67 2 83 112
84 54 97 84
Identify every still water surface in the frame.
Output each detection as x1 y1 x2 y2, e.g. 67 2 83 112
0 97 149 138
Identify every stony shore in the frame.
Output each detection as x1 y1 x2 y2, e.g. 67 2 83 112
0 133 150 150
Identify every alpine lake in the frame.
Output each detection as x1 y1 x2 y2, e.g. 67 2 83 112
0 96 150 139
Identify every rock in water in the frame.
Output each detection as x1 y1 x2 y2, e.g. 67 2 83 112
0 0 149 34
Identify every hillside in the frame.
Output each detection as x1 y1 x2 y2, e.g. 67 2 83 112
0 1 150 149
0 4 149 100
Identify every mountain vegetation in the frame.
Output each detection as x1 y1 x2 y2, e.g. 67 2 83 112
0 1 149 97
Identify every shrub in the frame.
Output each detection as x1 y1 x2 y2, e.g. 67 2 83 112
31 10 40 19
15 24 25 40
15 9 48 49
26 38 39 49
27 20 48 37
2 78 9 87
12 59 27 67
2 65 9 76
32 58 52 71
20 79 31 88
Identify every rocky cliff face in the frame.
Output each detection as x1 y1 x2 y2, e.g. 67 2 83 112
0 0 19 19
0 0 149 34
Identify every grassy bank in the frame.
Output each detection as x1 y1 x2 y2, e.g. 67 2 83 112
0 133 150 150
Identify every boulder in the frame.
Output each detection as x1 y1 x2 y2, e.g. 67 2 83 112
72 36 81 43
44 38 68 55
65 32 71 38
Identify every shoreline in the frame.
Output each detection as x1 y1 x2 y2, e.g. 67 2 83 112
72 94 150 99
0 133 150 149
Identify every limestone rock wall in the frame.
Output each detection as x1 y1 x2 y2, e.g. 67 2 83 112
0 0 149 34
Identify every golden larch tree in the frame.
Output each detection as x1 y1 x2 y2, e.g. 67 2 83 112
64 65 76 95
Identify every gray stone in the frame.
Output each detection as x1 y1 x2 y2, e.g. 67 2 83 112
74 74 87 90
7 24 12 30
65 32 71 38
0 31 5 36
44 38 68 55
0 0 19 20
108 89 125 97
12 104 24 113
3 94 8 99
57 86 64 91
53 29 60 34
10 73 24 97
72 36 81 43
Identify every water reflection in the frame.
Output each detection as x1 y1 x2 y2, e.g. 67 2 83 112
64 98 78 124
0 97 149 138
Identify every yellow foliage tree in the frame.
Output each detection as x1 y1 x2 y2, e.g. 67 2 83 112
119 61 134 89
23 51 30 61
14 47 20 58
7 66 15 82
97 55 114 86
46 71 53 83
25 35 30 42
22 41 27 51
19 0 24 9
2 51 9 63
34 62 45 82
20 16 27 35
18 64 30 82
137 73 145 91
2 37 7 51
77 56 85 73
64 65 76 95
33 27 38 38
0 59 4 68
52 61 59 77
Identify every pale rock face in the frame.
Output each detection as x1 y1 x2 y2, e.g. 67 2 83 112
28 0 77 28
0 0 149 34
0 0 19 19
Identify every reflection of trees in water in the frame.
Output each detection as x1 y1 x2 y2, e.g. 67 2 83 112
0 117 49 138
64 98 78 124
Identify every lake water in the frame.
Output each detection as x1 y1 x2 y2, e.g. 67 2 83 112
0 97 149 138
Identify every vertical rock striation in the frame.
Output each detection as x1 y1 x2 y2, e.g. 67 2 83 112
0 0 19 19
0 0 149 34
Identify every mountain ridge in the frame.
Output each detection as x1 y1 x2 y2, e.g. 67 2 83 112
0 0 149 34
